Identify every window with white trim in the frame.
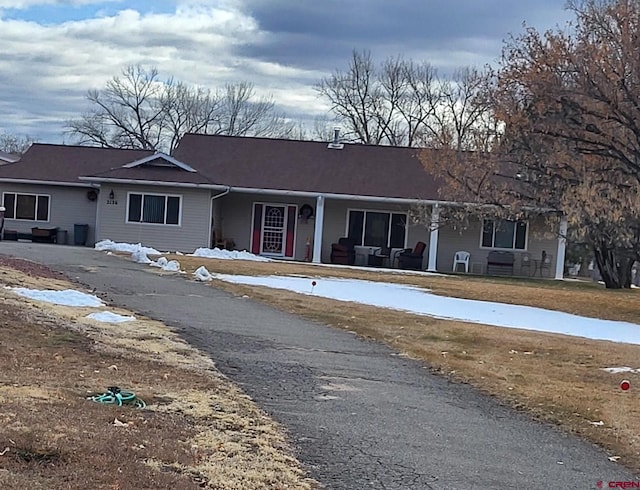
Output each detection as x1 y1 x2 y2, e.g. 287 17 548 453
2 192 50 221
127 193 181 225
347 210 407 248
481 219 527 250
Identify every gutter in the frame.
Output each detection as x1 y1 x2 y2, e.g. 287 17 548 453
76 177 559 213
78 177 229 191
0 178 98 188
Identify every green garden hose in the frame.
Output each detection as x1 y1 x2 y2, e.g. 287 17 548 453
88 386 146 409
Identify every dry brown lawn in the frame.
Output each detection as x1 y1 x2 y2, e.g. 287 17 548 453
0 257 317 490
166 255 640 474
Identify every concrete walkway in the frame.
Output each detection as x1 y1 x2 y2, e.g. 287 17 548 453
1 242 635 489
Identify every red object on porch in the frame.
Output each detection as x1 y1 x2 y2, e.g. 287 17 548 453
251 203 263 254
285 205 296 257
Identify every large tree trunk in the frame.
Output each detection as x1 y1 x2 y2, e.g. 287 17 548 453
592 244 634 289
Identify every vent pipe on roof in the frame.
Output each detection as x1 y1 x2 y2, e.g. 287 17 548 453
327 128 344 150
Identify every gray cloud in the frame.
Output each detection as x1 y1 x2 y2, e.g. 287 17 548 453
0 0 571 144
238 0 571 71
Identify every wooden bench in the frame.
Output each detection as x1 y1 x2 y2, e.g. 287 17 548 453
486 250 515 276
31 227 59 244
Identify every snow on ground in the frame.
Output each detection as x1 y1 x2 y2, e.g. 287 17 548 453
93 240 640 346
95 239 161 256
9 287 104 307
149 256 181 272
132 249 152 264
190 247 272 262
86 311 136 323
194 266 213 281
212 274 640 346
602 367 640 374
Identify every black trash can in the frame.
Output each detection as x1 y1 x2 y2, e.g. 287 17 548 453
74 224 89 246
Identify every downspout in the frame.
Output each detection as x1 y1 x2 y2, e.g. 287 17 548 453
208 187 231 248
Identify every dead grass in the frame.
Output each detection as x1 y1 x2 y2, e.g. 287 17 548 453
0 263 317 490
169 255 640 472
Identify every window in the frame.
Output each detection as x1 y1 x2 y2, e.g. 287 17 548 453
127 193 181 225
2 192 49 221
347 210 406 248
481 219 527 250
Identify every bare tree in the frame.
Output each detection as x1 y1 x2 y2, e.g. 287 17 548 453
217 82 294 138
318 50 490 147
318 50 391 144
419 0 640 288
66 65 293 152
0 132 35 154
159 79 222 153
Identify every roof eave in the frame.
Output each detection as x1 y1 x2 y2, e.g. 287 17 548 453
0 178 97 187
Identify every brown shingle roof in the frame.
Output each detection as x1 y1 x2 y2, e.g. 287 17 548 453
0 137 444 200
172 134 442 200
0 144 153 185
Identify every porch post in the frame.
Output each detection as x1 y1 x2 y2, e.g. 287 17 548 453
312 195 325 263
427 204 439 272
555 216 568 280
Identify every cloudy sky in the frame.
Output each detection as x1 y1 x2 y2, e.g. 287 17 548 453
0 0 572 145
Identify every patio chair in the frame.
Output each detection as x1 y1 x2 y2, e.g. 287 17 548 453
452 251 470 273
397 241 427 270
330 237 356 265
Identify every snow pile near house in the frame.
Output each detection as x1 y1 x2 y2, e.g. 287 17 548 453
9 287 104 307
86 311 136 323
194 266 213 281
132 249 153 264
95 239 161 256
190 247 271 262
150 256 181 272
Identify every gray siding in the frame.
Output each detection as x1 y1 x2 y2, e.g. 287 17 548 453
218 193 315 261
96 184 211 253
322 199 430 266
0 183 98 245
218 195 432 265
437 216 559 275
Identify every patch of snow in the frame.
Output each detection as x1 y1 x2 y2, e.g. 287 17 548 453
602 367 640 374
95 239 160 256
194 266 212 281
86 311 136 323
10 287 103 307
212 274 640 346
149 256 181 272
132 249 152 264
190 247 271 262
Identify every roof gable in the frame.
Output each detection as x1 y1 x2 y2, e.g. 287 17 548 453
0 150 20 164
122 153 197 173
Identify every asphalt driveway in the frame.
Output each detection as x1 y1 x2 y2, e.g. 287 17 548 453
1 242 635 489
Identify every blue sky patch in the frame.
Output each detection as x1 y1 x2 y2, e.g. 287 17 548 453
1 1 176 25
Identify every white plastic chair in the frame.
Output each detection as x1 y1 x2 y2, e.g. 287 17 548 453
452 251 470 273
